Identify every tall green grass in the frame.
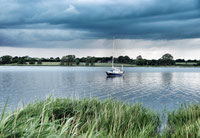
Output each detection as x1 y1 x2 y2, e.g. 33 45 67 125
2 97 200 137
162 103 200 137
0 97 160 138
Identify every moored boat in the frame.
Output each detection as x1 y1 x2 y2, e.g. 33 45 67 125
106 38 124 76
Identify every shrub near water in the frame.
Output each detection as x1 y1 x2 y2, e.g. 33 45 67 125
162 103 200 137
0 97 160 138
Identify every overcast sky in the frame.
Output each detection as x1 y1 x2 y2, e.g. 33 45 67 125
0 0 200 59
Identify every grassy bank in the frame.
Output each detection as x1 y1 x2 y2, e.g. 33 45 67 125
1 97 200 137
0 98 160 138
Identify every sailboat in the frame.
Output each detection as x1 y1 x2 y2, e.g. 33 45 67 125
106 38 124 76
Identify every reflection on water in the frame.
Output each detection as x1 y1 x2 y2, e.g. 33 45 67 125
161 72 173 86
1 66 200 112
106 75 124 82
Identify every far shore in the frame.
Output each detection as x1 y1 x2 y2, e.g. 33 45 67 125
0 62 200 67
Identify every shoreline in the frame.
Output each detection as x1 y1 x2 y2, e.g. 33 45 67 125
0 63 199 68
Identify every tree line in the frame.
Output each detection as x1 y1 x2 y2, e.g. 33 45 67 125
0 56 61 65
0 54 200 66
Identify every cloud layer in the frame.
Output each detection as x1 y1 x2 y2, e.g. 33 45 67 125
0 0 200 47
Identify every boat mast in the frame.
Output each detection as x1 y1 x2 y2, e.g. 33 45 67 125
112 37 115 68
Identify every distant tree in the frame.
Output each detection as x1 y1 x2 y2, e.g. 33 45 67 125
148 59 157 66
85 56 91 66
175 59 185 62
66 55 76 66
160 53 175 65
136 55 143 60
79 57 86 63
90 57 96 66
1 55 12 64
37 59 42 65
29 58 36 65
55 57 60 62
124 56 131 63
136 59 147 66
100 57 111 63
85 56 96 66
49 57 54 62
60 56 67 65
197 61 200 66
75 59 80 66
60 55 76 66
17 58 26 64
117 56 131 64
117 56 124 63
12 56 19 63
135 55 147 65
23 56 30 62
161 53 173 60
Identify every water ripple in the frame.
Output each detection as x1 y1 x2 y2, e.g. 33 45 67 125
1 66 200 112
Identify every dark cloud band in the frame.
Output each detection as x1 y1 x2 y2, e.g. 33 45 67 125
0 0 200 47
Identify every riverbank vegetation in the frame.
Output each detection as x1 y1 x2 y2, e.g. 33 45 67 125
163 104 200 137
0 54 200 67
1 97 200 137
0 98 160 137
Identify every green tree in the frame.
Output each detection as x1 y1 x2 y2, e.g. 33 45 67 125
85 56 96 66
60 56 67 65
161 53 173 60
50 57 54 61
136 55 142 60
55 57 60 62
117 56 131 63
1 55 12 64
75 59 80 66
12 56 19 63
118 56 124 63
90 57 96 66
17 58 26 64
85 56 91 66
135 55 147 65
66 55 75 66
160 53 175 65
37 59 42 65
197 61 200 66
29 58 36 65
60 55 76 66
148 60 157 66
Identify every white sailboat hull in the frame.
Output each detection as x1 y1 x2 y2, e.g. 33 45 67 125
106 71 124 76
106 68 124 76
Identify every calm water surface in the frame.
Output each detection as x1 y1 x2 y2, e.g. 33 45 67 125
1 66 200 112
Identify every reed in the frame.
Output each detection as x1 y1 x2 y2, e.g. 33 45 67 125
0 97 160 138
162 103 200 137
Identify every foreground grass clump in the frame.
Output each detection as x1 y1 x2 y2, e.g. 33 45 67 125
163 103 200 137
0 97 160 138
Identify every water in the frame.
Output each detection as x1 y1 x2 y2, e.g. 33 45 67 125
1 66 200 112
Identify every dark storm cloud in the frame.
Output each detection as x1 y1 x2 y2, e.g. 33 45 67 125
0 0 200 47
